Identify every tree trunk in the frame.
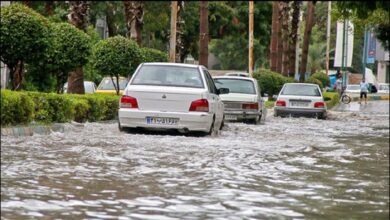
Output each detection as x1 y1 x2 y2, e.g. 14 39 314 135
176 1 185 63
270 1 279 72
289 1 301 76
13 61 24 91
123 1 144 46
67 1 89 94
199 1 209 67
45 1 54 16
276 2 283 74
299 1 315 82
106 2 117 37
281 1 290 76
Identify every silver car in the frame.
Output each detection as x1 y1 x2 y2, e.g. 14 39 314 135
118 63 229 135
213 76 266 124
274 83 327 119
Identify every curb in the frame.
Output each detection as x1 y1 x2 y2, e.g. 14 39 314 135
1 124 65 137
351 95 389 102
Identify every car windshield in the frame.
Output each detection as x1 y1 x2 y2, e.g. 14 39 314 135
214 78 255 94
347 85 360 90
84 83 95 93
98 78 128 90
281 84 321 96
379 84 389 90
131 65 204 88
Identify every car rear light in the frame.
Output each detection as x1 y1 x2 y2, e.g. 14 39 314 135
275 100 286 107
189 99 209 112
314 101 325 108
242 103 259 110
120 95 138 108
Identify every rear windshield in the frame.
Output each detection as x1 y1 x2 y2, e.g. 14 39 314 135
98 78 128 90
131 65 204 88
214 78 256 94
281 84 321 96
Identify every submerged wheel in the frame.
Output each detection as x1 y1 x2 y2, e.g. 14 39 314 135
206 117 217 136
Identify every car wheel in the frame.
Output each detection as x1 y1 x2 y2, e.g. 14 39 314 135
219 115 225 130
118 122 124 132
206 117 217 136
274 110 279 117
251 116 260 125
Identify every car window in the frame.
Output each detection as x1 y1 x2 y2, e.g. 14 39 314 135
98 78 128 90
84 83 95 93
214 78 255 94
131 65 204 88
379 85 389 90
281 84 321 96
203 69 217 94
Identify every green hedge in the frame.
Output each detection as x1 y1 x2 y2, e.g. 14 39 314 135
323 92 339 109
253 69 296 100
305 77 323 90
311 72 330 88
1 90 120 126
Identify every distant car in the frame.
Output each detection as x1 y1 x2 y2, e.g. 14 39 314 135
274 83 327 119
63 81 97 94
345 84 361 94
96 77 128 95
118 63 229 135
377 83 389 94
213 76 266 124
224 72 249 77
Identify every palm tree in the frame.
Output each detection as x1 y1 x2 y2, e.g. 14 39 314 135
281 1 290 76
276 1 283 74
270 1 279 72
176 1 185 63
308 42 326 74
299 1 316 82
123 1 144 46
67 1 90 94
289 1 301 76
199 1 208 67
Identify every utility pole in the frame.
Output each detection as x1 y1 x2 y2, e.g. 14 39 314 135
341 19 347 88
248 1 254 77
325 1 331 76
362 27 368 81
199 1 208 67
169 1 178 63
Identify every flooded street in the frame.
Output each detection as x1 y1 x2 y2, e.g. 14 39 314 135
1 104 389 219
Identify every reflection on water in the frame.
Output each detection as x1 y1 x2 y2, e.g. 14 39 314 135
1 110 389 219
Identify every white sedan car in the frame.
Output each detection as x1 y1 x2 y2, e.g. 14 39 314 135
118 63 228 136
213 76 266 124
274 83 327 119
345 84 361 94
377 83 389 94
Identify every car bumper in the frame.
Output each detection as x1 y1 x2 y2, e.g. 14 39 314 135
118 109 213 132
224 110 261 121
274 107 326 118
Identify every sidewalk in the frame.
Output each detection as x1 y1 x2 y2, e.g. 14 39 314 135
348 93 389 102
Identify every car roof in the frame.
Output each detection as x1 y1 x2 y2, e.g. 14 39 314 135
284 83 319 86
213 76 255 81
142 62 204 69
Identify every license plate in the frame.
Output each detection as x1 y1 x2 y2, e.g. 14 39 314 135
225 115 237 120
290 101 309 107
146 117 179 125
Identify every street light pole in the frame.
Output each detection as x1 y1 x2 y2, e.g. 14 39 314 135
169 1 178 63
248 1 254 77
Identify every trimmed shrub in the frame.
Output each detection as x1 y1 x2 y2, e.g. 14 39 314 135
253 69 296 99
305 77 323 90
323 92 340 109
1 90 121 126
141 47 169 63
311 72 330 88
91 36 144 95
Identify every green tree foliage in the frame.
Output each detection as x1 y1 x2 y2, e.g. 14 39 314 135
0 3 50 89
209 1 272 70
311 72 331 88
25 23 91 93
91 36 144 94
141 48 169 63
253 69 296 99
305 77 323 90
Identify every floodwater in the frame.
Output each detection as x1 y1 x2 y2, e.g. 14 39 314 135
1 109 389 220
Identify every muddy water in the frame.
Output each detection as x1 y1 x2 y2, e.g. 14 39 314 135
1 110 389 220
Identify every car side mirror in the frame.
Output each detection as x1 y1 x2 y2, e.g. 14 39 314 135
218 87 229 95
